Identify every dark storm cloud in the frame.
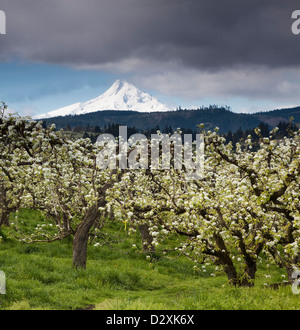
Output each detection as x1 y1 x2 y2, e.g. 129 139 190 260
0 0 299 70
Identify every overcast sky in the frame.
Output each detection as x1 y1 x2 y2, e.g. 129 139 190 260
1 0 300 115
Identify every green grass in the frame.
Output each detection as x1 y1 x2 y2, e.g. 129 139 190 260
0 210 300 310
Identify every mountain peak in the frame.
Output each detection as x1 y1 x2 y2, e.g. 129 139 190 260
104 79 135 97
34 80 172 119
110 79 127 91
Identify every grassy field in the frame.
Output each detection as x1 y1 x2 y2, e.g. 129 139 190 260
0 210 299 310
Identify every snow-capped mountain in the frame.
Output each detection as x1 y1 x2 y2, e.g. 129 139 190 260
34 80 172 119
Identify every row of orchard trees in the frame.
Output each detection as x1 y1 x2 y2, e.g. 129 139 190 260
107 126 300 286
0 104 300 286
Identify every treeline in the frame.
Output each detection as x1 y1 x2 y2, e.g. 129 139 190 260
60 122 198 144
55 120 298 145
224 121 299 145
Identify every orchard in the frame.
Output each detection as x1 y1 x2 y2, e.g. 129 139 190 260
1 103 300 287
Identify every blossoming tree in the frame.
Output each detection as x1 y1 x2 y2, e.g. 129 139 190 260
107 128 300 286
0 110 117 269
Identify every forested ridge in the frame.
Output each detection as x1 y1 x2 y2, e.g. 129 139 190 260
41 105 300 135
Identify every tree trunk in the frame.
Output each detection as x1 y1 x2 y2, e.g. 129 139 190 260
73 205 100 269
286 266 295 283
213 234 239 286
0 210 10 227
72 170 117 269
138 224 155 253
242 261 257 287
222 262 239 286
0 184 10 227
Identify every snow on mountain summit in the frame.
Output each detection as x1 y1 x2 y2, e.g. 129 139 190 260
34 80 172 119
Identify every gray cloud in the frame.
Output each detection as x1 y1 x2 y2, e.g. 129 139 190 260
1 0 300 111
0 0 299 70
135 65 300 100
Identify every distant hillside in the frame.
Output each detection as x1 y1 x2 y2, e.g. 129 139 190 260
43 107 260 134
41 105 300 134
253 106 300 127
